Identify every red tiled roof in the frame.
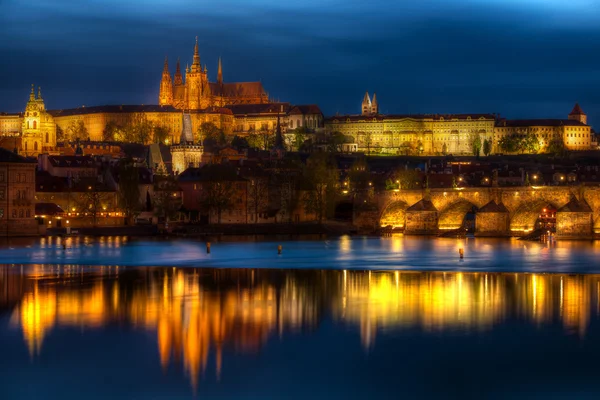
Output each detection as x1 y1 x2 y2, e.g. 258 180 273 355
569 103 585 116
326 114 496 123
35 203 65 216
497 119 587 127
209 81 266 98
289 105 323 115
48 155 96 168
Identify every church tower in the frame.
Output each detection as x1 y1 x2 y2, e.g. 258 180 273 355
158 57 173 106
361 91 372 116
371 92 379 115
22 85 56 156
186 37 203 110
569 103 587 125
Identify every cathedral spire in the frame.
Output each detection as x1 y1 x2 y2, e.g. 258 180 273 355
217 57 223 84
174 58 183 85
361 91 371 115
163 56 169 73
371 92 378 114
192 36 201 70
29 84 35 101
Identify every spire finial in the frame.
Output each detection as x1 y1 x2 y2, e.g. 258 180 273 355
30 84 35 101
192 36 200 69
217 57 223 84
163 56 169 72
38 86 42 100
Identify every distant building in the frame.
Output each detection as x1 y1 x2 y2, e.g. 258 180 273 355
0 148 37 235
495 104 591 152
21 85 57 157
171 114 203 174
158 38 268 109
325 94 592 155
326 94 496 155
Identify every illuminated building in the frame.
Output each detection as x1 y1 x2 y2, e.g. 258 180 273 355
159 38 268 109
325 95 592 155
21 85 57 156
0 147 38 235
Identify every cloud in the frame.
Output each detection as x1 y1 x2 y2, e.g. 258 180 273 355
1 0 600 124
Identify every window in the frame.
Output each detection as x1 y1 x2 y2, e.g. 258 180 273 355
33 121 37 129
0 189 4 200
19 210 24 218
0 172 4 182
12 209 17 218
45 132 49 143
26 210 30 218
34 142 38 151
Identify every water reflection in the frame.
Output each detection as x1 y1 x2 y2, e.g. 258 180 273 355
2 266 600 389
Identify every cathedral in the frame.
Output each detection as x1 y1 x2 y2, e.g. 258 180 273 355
159 38 269 110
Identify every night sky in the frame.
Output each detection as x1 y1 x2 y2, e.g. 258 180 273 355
1 0 600 124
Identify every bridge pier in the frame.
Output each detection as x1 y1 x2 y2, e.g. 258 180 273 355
475 201 510 237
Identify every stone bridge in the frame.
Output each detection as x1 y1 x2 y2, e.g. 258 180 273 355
353 186 600 238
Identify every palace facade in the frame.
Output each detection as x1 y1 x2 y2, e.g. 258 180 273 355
324 94 592 155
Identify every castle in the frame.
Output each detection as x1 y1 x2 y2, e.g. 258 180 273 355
158 37 269 110
324 93 592 155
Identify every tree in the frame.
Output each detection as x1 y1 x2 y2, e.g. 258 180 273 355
56 125 65 142
386 169 422 190
399 141 415 156
231 135 250 151
66 119 88 142
482 138 492 156
522 133 540 154
292 126 309 151
498 134 520 153
77 182 109 227
103 121 121 142
328 131 353 153
546 135 567 156
416 140 424 155
470 132 482 157
348 158 371 191
116 158 140 224
302 152 338 223
247 176 270 223
153 126 169 144
363 131 373 155
197 122 226 150
197 165 238 224
153 177 181 223
121 113 152 144
246 131 263 150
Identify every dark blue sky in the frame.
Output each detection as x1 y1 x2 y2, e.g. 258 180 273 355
1 0 600 124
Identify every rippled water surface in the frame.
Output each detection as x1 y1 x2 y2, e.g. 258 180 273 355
2 236 600 399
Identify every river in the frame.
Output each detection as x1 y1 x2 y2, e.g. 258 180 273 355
1 235 600 398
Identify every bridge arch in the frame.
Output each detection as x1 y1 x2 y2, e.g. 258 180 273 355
510 200 559 233
438 199 478 231
380 200 409 229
